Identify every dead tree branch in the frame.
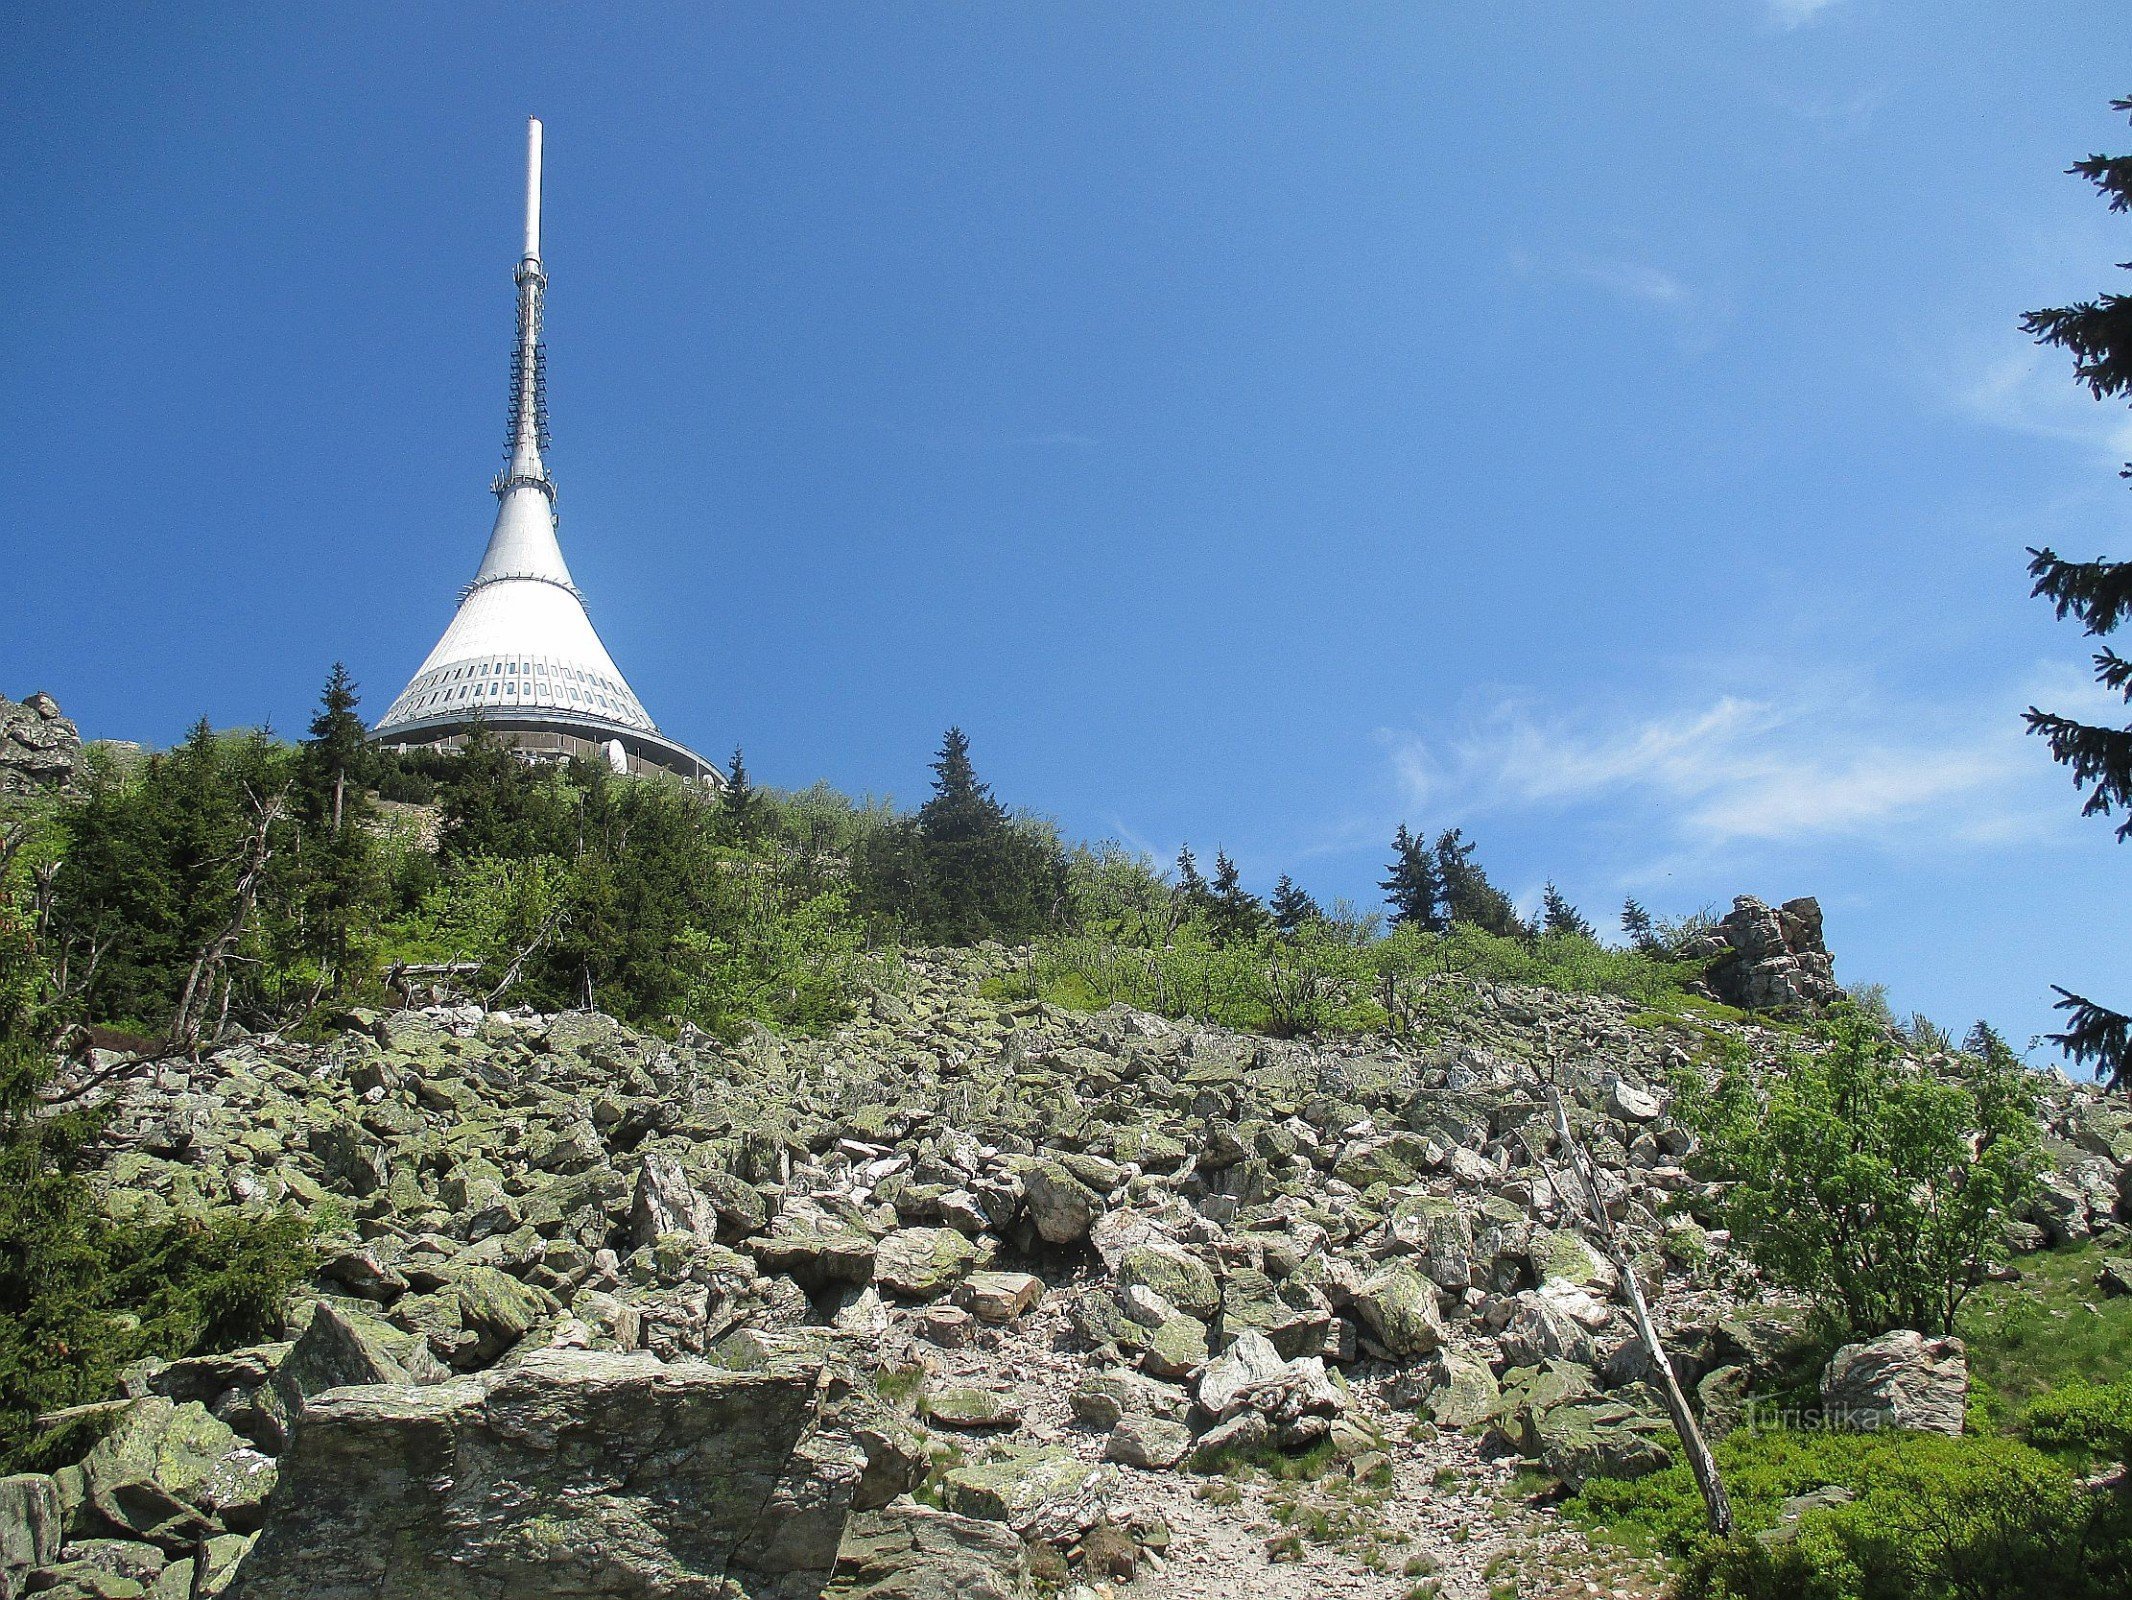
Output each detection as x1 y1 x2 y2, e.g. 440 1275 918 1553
1537 1045 1734 1537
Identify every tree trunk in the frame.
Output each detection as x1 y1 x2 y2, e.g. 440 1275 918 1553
1544 1080 1734 1538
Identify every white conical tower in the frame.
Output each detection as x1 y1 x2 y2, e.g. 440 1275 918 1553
372 119 717 784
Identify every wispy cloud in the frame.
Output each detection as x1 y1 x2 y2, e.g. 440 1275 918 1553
1766 0 1843 30
1511 248 1688 308
1953 344 2132 462
1384 669 2101 862
1507 247 1727 352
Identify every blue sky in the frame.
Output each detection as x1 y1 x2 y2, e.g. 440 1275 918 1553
3 3 2127 1060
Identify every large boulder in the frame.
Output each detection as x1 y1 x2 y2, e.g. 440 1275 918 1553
226 1346 863 1599
873 1229 980 1300
0 692 81 796
1113 1243 1220 1322
1820 1330 1966 1435
825 1504 1027 1600
1020 1163 1102 1247
629 1153 715 1247
261 1302 448 1448
72 1399 245 1551
1349 1264 1445 1358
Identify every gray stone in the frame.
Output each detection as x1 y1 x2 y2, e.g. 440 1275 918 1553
74 1399 239 1549
629 1152 713 1247
1113 1242 1220 1322
1021 1162 1102 1246
826 1504 1026 1600
226 1346 859 1600
940 1448 1112 1543
0 1473 62 1579
873 1228 979 1299
1820 1330 1966 1435
957 1270 1042 1323
1697 895 1841 1013
0 691 81 796
1350 1263 1445 1358
1105 1414 1193 1470
1425 1354 1501 1430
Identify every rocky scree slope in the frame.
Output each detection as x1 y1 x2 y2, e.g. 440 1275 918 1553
5 948 2127 1600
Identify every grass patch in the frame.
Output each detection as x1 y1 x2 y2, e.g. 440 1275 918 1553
1192 1434 1342 1482
870 1362 926 1410
1960 1232 2132 1410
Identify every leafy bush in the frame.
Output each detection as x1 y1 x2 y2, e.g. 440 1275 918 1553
1573 1421 2132 1600
2022 1377 2132 1465
1676 1015 2040 1337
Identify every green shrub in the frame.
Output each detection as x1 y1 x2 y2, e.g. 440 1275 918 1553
1677 1015 2040 1337
2022 1377 2132 1465
1574 1422 2132 1600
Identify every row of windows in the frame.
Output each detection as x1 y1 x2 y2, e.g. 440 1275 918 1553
390 654 643 724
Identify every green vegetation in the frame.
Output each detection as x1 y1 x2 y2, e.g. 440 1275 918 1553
31 680 1077 1044
1567 1005 2107 1596
1575 1420 2131 1600
1674 1016 2041 1338
1960 1235 2132 1412
0 819 314 1473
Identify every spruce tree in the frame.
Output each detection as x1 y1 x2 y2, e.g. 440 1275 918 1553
1433 828 1525 938
1269 873 1324 934
1379 824 1446 931
1540 882 1594 940
2022 96 2132 1090
917 727 1008 844
717 747 762 845
1621 897 1659 953
1173 846 1214 921
910 728 1066 945
303 663 368 835
1207 850 1268 945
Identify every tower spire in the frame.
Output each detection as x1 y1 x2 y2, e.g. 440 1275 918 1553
504 116 550 483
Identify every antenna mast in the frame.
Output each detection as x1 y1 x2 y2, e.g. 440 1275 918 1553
502 117 551 483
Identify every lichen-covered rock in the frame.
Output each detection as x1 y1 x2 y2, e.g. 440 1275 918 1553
1114 1242 1220 1323
0 691 81 796
939 1448 1111 1542
873 1229 979 1299
920 1387 1019 1430
1140 1314 1210 1379
1069 1369 1187 1430
1104 1414 1192 1470
1350 1264 1445 1358
226 1346 857 1599
752 1200 879 1289
825 1504 1027 1600
1020 1162 1102 1246
73 1399 244 1550
1534 1402 1673 1489
1 1472 63 1583
1385 1195 1474 1291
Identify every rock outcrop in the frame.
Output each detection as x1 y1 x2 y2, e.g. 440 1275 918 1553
0 691 80 796
228 1345 871 1600
1819 1330 1968 1435
1689 894 1842 1012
